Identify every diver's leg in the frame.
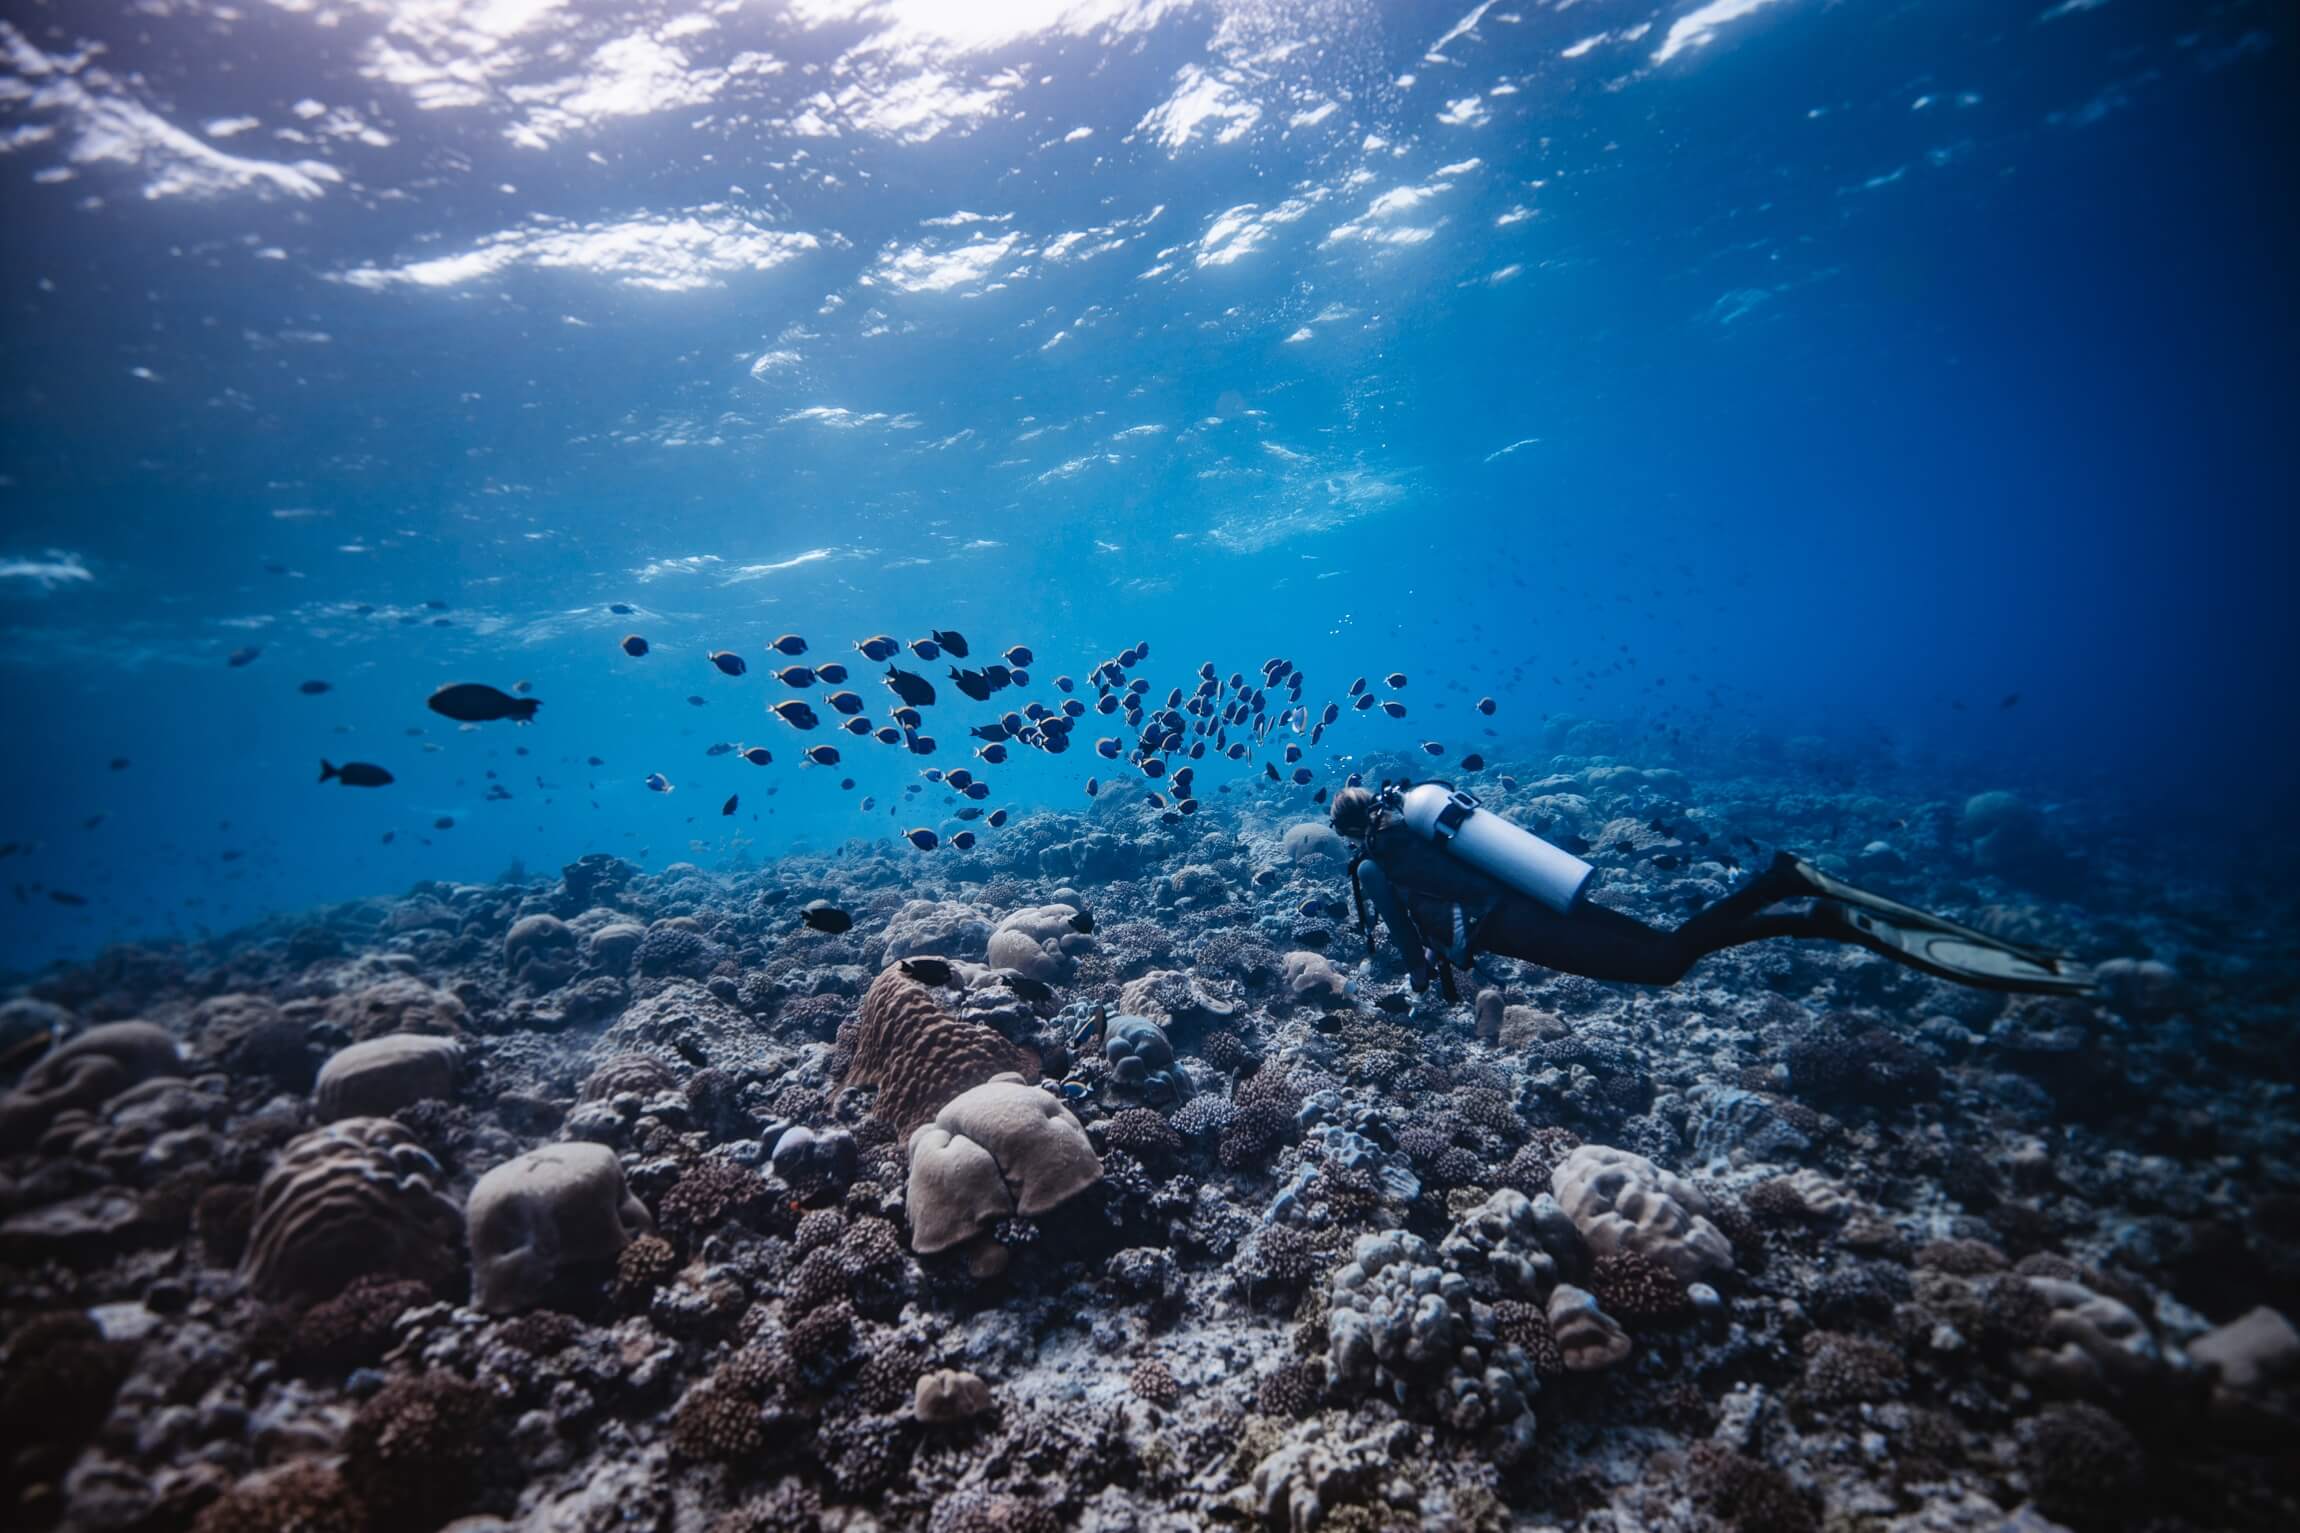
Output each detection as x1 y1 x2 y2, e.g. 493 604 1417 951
1475 897 1697 985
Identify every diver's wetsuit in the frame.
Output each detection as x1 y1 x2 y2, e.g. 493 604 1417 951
1358 817 1835 987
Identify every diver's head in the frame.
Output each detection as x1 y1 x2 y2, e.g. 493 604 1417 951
1330 785 1376 840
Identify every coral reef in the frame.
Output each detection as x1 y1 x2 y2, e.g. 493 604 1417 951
1 741 2293 1533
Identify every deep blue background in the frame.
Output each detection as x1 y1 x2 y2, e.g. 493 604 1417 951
1 0 2292 968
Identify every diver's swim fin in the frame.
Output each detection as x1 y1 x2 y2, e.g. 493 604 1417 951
1810 895 2095 996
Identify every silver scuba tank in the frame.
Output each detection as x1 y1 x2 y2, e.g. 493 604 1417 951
1396 782 1594 914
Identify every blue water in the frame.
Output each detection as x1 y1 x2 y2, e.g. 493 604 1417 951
2 0 2292 971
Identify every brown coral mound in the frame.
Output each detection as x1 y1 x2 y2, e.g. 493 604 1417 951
191 1461 366 1533
1685 1442 1819 1533
840 968 1028 1135
1129 1357 1181 1407
1590 1250 1691 1322
341 1371 502 1533
290 1275 435 1372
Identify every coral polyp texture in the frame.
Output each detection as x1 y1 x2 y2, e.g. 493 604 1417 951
1 758 2295 1533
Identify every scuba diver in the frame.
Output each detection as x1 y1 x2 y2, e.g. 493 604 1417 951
1330 782 2093 1001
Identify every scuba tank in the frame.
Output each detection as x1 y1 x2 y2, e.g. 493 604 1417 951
1394 782 1593 913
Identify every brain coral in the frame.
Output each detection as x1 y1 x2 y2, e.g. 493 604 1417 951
842 966 1029 1135
313 1033 462 1122
240 1117 464 1302
1553 1143 1735 1286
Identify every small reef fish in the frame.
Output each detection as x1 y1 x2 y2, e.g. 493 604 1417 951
318 759 392 787
428 683 540 724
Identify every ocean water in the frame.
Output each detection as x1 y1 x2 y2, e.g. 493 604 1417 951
1 0 2293 966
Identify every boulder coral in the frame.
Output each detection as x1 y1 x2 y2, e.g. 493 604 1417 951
504 912 581 990
905 1074 1102 1262
466 1140 654 1312
984 903 1095 982
312 1032 462 1122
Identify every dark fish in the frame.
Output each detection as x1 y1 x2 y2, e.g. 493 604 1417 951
1460 753 1486 771
803 745 840 766
771 634 808 656
645 773 673 792
1054 675 1074 693
816 663 849 684
429 682 541 724
884 666 936 707
50 890 88 907
987 809 1008 828
932 629 969 659
856 634 900 661
1476 696 1496 715
1421 741 1444 755
434 815 456 829
513 679 534 694
826 689 866 715
772 700 820 730
774 665 817 687
2000 692 2020 709
1651 853 1681 870
906 733 936 755
319 759 393 787
1380 701 1407 718
892 706 924 730
1000 972 1053 1002
1312 787 1327 804
1291 767 1313 785
1265 762 1280 781
588 755 606 766
1354 695 1376 711
800 899 852 934
1085 777 1099 796
299 679 332 695
874 726 902 744
687 695 708 707
842 717 873 735
950 667 993 702
721 793 739 816
621 634 649 657
950 830 977 851
1498 774 1518 790
380 830 395 843
610 602 636 615
908 638 941 661
227 646 261 667
1002 645 1034 668
899 955 953 984
1347 676 1366 696
706 742 735 757
109 757 129 770
710 651 748 676
977 743 1008 764
903 827 940 850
